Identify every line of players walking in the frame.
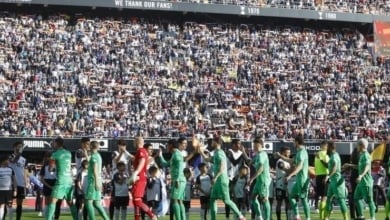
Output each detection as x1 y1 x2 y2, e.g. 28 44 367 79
103 135 378 220
0 135 382 220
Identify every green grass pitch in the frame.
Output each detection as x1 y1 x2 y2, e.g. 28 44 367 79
21 209 386 219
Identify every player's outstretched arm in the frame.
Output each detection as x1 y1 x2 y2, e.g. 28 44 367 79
274 152 294 164
158 150 169 168
342 163 357 170
286 161 303 181
198 149 211 163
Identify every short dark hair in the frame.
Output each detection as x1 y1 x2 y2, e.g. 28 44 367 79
143 143 153 149
253 137 263 145
13 141 23 148
167 139 176 148
198 162 208 169
117 139 127 146
0 155 8 163
281 146 290 152
81 137 90 144
170 139 179 149
148 166 158 174
178 137 186 144
232 139 240 145
54 137 64 146
294 135 304 145
320 140 327 147
81 159 88 168
117 161 126 168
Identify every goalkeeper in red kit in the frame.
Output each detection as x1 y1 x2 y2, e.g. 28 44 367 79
130 137 157 220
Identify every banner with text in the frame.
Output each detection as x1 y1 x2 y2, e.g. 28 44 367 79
0 137 355 156
1 0 390 23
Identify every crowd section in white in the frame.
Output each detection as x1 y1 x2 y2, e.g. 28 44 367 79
0 11 389 141
139 0 390 16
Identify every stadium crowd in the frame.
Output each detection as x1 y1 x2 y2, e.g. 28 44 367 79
157 0 390 16
0 11 389 141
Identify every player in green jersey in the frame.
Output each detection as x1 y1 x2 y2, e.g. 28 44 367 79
85 141 109 220
159 139 187 220
249 137 271 220
323 141 348 220
45 137 77 220
277 135 310 220
159 138 197 220
198 136 245 220
344 138 375 220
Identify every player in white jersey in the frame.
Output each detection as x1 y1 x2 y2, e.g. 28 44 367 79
39 152 63 220
75 137 90 172
110 139 133 220
112 139 134 173
275 146 291 220
0 155 16 220
8 141 27 220
225 139 250 220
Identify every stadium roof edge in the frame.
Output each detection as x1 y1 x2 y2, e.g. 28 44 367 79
1 0 390 23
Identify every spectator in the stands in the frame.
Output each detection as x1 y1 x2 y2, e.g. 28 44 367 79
0 12 388 141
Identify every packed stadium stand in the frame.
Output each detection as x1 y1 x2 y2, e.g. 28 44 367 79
0 2 389 142
174 0 390 15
